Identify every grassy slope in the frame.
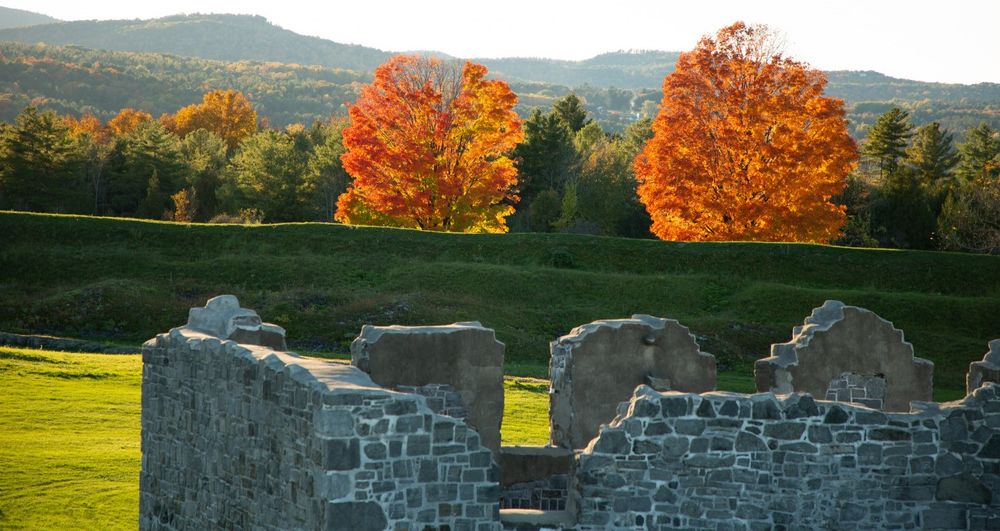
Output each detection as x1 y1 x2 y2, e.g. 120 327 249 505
0 347 552 528
1 211 998 393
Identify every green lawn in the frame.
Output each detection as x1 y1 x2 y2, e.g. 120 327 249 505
0 348 141 530
2 211 997 394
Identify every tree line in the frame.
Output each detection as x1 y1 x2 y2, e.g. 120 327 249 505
0 91 350 224
841 109 999 254
2 38 998 253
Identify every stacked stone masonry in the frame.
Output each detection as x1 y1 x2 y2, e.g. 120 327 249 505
140 296 1000 529
140 297 502 530
574 385 1000 529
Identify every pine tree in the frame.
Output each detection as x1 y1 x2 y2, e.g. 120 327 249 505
514 109 578 200
905 122 958 191
553 94 591 133
956 123 1000 181
0 107 87 212
862 108 913 179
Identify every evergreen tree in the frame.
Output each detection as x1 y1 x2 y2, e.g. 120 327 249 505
514 109 578 201
905 122 958 191
106 120 185 217
304 120 350 221
225 129 309 222
553 94 591 133
956 123 1000 181
180 128 228 221
0 107 87 212
862 108 913 179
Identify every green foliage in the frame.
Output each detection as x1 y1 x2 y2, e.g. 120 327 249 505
225 129 310 222
956 123 1000 181
938 174 1000 254
527 189 562 232
514 109 578 200
553 94 591 133
180 129 228 221
906 122 959 192
0 107 87 212
861 107 913 178
303 120 350 221
106 121 185 218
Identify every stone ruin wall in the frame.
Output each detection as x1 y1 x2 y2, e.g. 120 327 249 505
141 296 1000 529
574 385 1000 529
140 296 502 530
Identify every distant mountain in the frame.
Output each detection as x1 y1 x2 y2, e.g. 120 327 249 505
2 12 998 100
475 51 680 89
0 6 59 30
3 41 998 138
0 14 392 72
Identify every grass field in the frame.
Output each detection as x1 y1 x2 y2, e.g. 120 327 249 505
1 211 998 391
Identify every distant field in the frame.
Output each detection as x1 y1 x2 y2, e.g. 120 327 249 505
1 211 998 393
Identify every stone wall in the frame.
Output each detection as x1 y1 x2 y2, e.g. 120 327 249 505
352 322 505 457
573 384 1000 529
756 300 934 412
969 340 1000 395
140 297 502 530
550 315 716 450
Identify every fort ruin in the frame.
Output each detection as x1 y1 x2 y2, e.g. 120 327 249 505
140 296 1000 529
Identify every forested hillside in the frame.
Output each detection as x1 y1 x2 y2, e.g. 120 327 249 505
3 41 999 136
0 6 59 30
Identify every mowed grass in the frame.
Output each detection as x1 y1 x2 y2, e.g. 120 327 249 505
0 348 141 530
1 211 998 391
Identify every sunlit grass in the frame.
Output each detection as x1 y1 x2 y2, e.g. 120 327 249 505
0 347 141 530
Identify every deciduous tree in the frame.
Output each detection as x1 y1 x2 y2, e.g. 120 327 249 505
336 55 523 233
635 22 857 242
174 90 258 150
107 108 153 137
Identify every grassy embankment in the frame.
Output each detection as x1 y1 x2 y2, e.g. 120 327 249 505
2 210 998 393
0 347 548 529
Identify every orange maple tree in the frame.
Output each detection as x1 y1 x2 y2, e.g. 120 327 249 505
335 55 523 233
174 90 258 150
635 22 858 242
107 108 153 137
64 113 110 145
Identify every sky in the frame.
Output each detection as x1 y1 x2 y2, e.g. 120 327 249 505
7 0 1000 84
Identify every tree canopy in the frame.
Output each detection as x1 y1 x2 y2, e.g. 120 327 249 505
336 55 523 233
634 22 857 242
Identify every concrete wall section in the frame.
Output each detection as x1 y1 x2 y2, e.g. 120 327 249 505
550 315 716 450
755 300 933 412
573 384 1000 529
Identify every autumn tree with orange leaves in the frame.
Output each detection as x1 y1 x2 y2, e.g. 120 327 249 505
107 108 152 137
173 90 257 150
635 22 857 242
336 55 523 233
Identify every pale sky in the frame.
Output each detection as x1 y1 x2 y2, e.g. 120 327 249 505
7 0 1000 84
